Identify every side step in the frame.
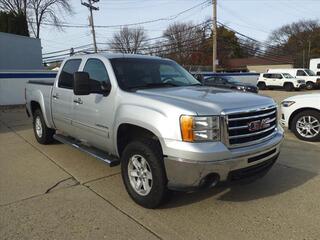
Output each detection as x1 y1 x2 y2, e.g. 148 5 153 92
53 134 120 167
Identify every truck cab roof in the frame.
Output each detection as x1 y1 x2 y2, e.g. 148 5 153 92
67 53 164 61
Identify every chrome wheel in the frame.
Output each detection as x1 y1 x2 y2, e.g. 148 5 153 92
296 115 320 138
35 116 43 138
127 154 153 196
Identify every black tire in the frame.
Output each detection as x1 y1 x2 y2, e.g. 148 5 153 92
33 109 55 144
306 81 314 90
121 139 168 208
284 82 294 91
257 82 267 90
291 110 320 142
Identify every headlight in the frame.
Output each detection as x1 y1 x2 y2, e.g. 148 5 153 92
236 86 246 91
281 101 295 107
180 115 220 142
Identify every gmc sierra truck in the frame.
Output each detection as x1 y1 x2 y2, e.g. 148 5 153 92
26 54 284 208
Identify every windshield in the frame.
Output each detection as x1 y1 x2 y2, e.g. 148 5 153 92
283 73 294 78
305 69 316 76
110 58 200 90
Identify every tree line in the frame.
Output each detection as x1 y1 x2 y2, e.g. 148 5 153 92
109 19 320 69
1 0 319 69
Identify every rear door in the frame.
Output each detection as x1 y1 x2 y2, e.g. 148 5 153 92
72 57 114 152
51 59 81 136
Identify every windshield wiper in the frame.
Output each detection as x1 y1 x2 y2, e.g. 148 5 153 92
190 83 202 86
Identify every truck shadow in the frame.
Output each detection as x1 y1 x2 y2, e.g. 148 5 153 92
162 163 317 209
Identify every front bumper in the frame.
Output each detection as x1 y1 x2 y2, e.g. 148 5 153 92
163 128 284 190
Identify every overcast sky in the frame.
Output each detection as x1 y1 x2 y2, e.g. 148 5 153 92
40 0 320 55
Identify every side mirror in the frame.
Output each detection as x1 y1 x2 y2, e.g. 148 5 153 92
74 72 91 95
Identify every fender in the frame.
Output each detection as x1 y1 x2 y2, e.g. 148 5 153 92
29 88 55 129
113 103 179 156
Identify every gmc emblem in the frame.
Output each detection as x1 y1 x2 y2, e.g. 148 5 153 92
248 118 271 132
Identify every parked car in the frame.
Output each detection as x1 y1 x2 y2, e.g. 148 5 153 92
309 58 320 76
257 73 306 91
280 94 320 141
268 68 320 90
201 75 258 93
26 53 284 208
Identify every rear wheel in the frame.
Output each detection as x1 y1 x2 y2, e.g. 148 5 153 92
284 82 294 91
291 110 320 142
306 81 314 90
121 140 168 208
257 82 267 90
33 109 55 144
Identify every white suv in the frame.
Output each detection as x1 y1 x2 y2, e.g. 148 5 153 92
258 73 306 91
281 94 320 141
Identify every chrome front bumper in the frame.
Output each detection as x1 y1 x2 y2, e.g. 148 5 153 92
163 128 284 190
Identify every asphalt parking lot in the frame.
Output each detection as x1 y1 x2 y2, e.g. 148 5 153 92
1 90 320 240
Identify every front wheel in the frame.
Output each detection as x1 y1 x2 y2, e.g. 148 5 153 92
121 140 168 208
33 109 55 144
291 110 320 142
306 82 314 90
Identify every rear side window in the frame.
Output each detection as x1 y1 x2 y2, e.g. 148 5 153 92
263 74 270 78
58 59 81 89
297 70 307 76
83 59 110 84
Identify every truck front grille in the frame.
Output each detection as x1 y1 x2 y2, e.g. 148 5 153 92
226 106 277 148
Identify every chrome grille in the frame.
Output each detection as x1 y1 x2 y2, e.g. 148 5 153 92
225 106 277 148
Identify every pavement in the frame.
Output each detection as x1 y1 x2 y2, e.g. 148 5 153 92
1 90 320 240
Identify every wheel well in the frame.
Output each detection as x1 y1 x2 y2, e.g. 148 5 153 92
284 82 293 86
30 101 41 115
117 124 162 157
288 108 320 130
306 81 314 85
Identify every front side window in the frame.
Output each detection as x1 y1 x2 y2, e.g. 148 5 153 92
58 59 81 89
297 70 307 76
110 58 200 91
305 69 316 76
317 63 320 69
83 59 110 84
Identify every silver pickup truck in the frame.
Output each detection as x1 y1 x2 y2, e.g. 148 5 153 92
26 53 284 208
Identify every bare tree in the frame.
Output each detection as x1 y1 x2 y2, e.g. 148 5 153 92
162 22 207 65
267 19 320 67
109 26 148 54
28 0 73 38
0 0 27 15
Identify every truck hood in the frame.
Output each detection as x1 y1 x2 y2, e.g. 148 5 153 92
136 86 275 115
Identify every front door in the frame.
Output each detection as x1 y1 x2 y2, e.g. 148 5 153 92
72 57 114 152
51 59 82 136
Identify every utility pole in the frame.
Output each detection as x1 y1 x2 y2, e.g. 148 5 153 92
81 0 99 53
308 40 311 67
212 0 217 72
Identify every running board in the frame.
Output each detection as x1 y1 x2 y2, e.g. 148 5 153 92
53 134 120 167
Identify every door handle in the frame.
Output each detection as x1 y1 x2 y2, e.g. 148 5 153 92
73 98 83 104
52 93 59 99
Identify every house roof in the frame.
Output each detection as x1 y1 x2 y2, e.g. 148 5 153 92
226 56 294 69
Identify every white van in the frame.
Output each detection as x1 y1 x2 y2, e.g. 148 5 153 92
310 58 320 76
268 68 320 90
